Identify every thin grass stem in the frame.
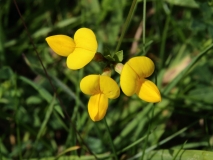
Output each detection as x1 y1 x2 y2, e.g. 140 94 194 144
141 1 148 159
159 14 171 69
141 104 154 160
115 0 137 52
103 118 118 160
142 0 146 55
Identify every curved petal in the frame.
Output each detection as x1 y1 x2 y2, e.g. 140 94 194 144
127 56 155 78
99 75 120 99
80 75 100 95
74 28 98 52
67 48 96 69
88 94 108 121
45 35 75 57
120 63 138 96
136 79 161 103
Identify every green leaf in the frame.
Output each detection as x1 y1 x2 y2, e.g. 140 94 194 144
55 17 78 28
54 105 65 118
102 47 112 57
191 19 206 31
143 149 213 160
114 50 123 62
19 76 65 118
188 87 213 103
56 146 80 159
208 25 213 39
36 95 56 140
27 153 110 160
164 0 199 8
104 54 115 61
52 76 86 109
0 66 13 80
26 96 42 105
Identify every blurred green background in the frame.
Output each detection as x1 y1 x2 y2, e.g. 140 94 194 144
1 0 213 159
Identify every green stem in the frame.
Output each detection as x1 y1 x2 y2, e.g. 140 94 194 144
205 118 213 150
141 105 154 160
142 0 147 54
159 13 171 69
103 118 118 160
115 0 137 52
141 2 149 158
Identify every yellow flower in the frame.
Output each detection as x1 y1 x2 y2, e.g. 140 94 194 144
45 28 98 70
120 56 161 103
80 75 120 121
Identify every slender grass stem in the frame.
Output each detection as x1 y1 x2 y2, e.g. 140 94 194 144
159 14 171 69
103 118 118 160
142 0 147 55
115 0 137 52
141 1 148 159
141 104 154 160
205 118 213 150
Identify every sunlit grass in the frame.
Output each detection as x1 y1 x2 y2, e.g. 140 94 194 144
0 0 213 159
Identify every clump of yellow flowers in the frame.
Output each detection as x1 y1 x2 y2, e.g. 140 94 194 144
46 28 161 121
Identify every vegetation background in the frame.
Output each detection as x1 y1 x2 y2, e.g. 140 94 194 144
1 0 213 159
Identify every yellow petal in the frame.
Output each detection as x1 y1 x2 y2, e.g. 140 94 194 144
45 35 75 57
120 63 138 96
66 28 97 69
66 48 96 70
74 28 98 52
99 75 120 99
88 94 108 121
127 56 155 78
80 75 100 95
136 79 161 103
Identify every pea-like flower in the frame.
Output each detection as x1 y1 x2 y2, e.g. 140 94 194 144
80 75 120 121
45 28 98 70
120 56 161 103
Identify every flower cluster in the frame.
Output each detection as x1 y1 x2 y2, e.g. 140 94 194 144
46 28 161 121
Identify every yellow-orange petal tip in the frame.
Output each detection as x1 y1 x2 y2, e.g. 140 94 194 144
136 79 161 103
45 35 75 57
